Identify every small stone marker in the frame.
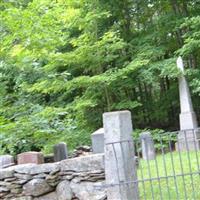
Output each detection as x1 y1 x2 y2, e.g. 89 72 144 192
103 111 139 200
140 132 155 160
0 155 14 169
91 128 104 153
53 142 68 162
17 152 44 165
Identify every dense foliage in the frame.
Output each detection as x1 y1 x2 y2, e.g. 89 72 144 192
0 0 199 155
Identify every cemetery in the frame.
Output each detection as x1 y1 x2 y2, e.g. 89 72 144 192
1 1 200 199
0 57 199 199
0 108 200 199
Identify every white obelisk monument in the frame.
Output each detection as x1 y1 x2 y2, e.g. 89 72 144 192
176 56 200 150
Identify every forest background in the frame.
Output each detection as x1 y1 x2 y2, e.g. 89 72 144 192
0 0 199 155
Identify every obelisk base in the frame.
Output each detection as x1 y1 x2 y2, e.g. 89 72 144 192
176 129 200 151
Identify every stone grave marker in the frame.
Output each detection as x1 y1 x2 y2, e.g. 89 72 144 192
0 155 14 169
91 128 104 153
140 132 155 160
53 142 68 162
17 152 44 164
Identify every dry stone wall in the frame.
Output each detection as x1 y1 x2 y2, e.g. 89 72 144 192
0 154 106 200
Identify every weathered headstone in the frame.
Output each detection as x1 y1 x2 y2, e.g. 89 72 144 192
53 142 68 162
176 57 200 151
17 152 44 165
140 132 155 160
0 155 14 169
91 128 104 153
103 111 139 200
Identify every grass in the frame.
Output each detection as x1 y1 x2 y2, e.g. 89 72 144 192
137 151 200 200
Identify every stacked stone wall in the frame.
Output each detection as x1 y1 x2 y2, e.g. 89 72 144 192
0 154 106 200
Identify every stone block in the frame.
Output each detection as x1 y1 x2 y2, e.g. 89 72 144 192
0 155 14 169
91 128 104 153
15 163 59 175
56 180 73 200
17 152 44 165
103 111 139 200
176 140 200 151
23 179 53 197
177 129 200 151
140 132 155 160
0 168 14 180
178 129 200 140
60 154 104 172
54 142 68 162
70 180 106 200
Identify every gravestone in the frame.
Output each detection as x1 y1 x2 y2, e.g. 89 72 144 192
17 152 44 164
0 155 14 169
91 128 104 153
53 142 68 162
176 57 200 151
140 132 155 160
103 111 139 200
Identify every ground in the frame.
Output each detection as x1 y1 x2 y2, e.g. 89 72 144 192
138 151 200 200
